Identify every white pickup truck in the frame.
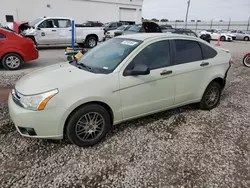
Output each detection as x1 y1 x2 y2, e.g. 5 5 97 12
21 17 105 48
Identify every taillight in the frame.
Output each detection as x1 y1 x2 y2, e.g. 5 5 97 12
229 58 233 65
103 28 107 34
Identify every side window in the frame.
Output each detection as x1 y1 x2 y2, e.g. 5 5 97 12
199 42 217 59
174 40 203 64
127 40 171 70
231 30 236 33
110 23 116 28
117 22 123 27
38 20 55 28
238 30 243 34
0 33 6 39
57 19 71 28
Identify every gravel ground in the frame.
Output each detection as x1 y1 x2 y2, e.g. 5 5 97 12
0 43 250 187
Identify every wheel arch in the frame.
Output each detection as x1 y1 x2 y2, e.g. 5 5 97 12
0 51 24 63
85 34 99 42
199 75 225 101
63 101 114 136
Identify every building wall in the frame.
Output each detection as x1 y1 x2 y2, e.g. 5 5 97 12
0 0 143 24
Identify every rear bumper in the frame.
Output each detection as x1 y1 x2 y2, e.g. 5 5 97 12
24 49 39 62
224 64 233 89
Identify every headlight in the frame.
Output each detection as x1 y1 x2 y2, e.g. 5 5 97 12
13 89 58 111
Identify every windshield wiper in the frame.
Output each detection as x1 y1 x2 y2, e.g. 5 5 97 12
78 62 92 71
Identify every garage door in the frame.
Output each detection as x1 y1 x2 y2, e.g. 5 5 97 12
119 8 136 22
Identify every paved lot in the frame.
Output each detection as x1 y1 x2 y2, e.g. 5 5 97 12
0 41 250 187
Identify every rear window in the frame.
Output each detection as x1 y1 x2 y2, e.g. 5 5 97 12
199 42 217 59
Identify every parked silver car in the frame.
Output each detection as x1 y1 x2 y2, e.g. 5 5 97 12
229 30 250 41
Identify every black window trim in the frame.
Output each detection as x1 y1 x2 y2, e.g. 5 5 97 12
123 39 174 76
171 39 204 65
0 33 6 39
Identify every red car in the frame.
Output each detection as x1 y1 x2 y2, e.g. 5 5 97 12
0 28 38 70
243 53 250 68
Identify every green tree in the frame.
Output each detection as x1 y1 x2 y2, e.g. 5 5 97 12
151 18 159 22
160 19 169 22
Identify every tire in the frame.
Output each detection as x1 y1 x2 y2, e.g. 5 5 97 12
244 36 249 41
243 55 250 67
220 36 226 41
66 104 112 147
85 36 98 48
77 43 85 48
2 53 24 70
199 82 222 110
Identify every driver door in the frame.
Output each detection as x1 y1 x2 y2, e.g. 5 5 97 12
119 40 176 120
36 19 58 45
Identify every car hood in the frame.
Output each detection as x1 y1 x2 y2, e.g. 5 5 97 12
15 62 103 95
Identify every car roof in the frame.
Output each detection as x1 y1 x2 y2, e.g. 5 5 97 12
116 33 198 41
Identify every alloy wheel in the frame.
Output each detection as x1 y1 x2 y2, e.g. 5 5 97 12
6 56 21 69
75 112 105 141
204 86 220 107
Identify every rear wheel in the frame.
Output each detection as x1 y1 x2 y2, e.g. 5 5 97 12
2 53 24 70
85 36 98 48
66 104 112 147
199 82 222 110
244 36 249 41
243 55 250 67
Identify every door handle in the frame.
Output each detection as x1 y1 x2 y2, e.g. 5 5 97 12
160 70 173 76
51 30 57 32
41 32 45 36
200 62 209 67
69 29 72 31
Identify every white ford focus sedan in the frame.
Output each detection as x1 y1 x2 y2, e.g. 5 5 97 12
8 33 233 147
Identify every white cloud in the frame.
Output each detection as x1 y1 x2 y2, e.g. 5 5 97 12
142 0 250 21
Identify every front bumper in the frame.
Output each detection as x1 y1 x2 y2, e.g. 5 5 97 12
8 93 65 140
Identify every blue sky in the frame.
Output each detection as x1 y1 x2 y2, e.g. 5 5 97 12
142 0 250 21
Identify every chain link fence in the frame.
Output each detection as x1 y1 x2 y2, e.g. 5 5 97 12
158 20 250 33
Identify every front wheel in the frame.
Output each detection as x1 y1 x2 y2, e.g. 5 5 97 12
243 55 250 67
220 36 226 41
199 82 222 110
66 104 112 147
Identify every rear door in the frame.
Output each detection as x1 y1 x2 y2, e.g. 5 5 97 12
236 30 244 40
54 19 72 44
171 39 211 104
36 19 58 44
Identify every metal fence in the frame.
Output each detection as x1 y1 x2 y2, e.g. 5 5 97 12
158 20 250 33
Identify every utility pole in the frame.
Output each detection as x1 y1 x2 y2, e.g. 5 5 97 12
185 0 191 28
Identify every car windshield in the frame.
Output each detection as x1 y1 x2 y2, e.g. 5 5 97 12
128 25 142 32
77 38 142 74
29 18 43 27
104 23 110 27
116 25 126 30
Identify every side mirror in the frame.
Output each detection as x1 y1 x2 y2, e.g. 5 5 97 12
37 27 41 30
124 64 150 76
